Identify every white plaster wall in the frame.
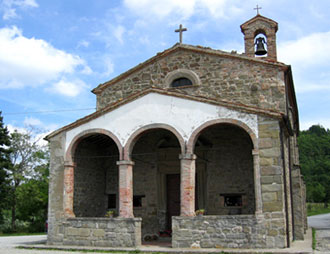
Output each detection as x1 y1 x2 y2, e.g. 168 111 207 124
65 93 258 151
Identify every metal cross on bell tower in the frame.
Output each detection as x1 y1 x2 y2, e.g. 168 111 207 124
175 24 187 44
254 4 262 15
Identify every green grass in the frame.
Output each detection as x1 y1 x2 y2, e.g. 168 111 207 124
312 228 316 250
307 203 330 216
0 232 46 237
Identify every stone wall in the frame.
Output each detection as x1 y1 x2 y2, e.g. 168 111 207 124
315 229 330 252
258 117 284 213
50 217 141 247
97 50 286 113
172 214 286 248
47 132 66 244
292 166 305 240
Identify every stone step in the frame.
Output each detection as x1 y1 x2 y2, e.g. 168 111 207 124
19 244 313 254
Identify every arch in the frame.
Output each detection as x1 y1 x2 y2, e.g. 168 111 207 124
164 69 200 88
254 28 267 38
186 119 258 154
171 77 193 87
65 128 123 165
123 123 185 160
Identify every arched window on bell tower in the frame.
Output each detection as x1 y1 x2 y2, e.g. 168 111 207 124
254 31 268 57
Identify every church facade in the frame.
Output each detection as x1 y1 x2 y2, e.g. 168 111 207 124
46 14 307 249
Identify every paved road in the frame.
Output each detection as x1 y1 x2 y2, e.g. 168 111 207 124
0 235 91 254
308 213 330 229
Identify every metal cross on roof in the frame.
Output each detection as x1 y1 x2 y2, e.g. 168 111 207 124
175 24 187 44
254 4 262 15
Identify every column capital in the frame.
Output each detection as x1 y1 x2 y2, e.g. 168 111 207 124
117 160 135 166
64 161 75 168
179 153 197 160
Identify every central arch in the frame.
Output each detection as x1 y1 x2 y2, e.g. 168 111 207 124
124 124 185 242
124 123 185 160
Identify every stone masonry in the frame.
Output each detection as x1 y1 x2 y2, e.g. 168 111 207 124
56 217 141 247
95 47 286 114
172 214 286 248
46 14 305 249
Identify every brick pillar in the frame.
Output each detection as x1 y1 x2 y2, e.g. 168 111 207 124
179 153 196 216
252 149 263 214
63 163 75 218
117 160 134 218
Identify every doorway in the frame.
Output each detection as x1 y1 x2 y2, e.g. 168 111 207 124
166 174 180 230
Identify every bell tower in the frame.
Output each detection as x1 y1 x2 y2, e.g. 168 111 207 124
240 14 278 61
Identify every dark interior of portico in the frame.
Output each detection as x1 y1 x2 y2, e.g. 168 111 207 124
73 134 119 217
194 123 255 215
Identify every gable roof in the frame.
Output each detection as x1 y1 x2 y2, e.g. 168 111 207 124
92 43 287 95
240 14 278 33
45 87 284 141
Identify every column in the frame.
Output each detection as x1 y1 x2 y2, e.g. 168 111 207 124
179 153 196 216
63 163 75 218
252 149 263 214
117 160 134 218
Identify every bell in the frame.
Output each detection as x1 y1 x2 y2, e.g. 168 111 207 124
255 37 267 56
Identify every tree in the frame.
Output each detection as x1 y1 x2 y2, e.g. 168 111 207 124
16 158 49 232
298 125 330 204
7 128 48 232
0 112 11 224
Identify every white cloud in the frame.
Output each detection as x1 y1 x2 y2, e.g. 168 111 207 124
102 56 114 77
278 31 330 68
23 117 58 133
124 0 195 20
0 26 91 89
300 118 330 131
24 116 42 126
77 39 90 48
1 0 38 20
7 123 53 147
48 79 89 97
278 31 330 93
139 35 150 45
123 0 243 20
114 25 125 44
7 123 27 134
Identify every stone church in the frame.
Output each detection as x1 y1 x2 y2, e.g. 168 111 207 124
46 14 307 249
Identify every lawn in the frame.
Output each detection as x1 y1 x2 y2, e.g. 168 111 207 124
307 203 330 216
0 232 46 237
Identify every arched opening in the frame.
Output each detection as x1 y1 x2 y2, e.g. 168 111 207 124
129 128 182 241
193 123 255 215
73 133 120 217
254 30 268 57
171 77 192 87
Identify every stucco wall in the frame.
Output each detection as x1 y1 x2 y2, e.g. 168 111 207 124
65 93 258 151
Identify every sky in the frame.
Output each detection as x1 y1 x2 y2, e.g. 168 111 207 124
0 0 329 135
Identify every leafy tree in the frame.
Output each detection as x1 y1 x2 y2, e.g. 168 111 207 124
0 112 11 224
16 151 49 232
7 128 48 232
298 125 330 204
